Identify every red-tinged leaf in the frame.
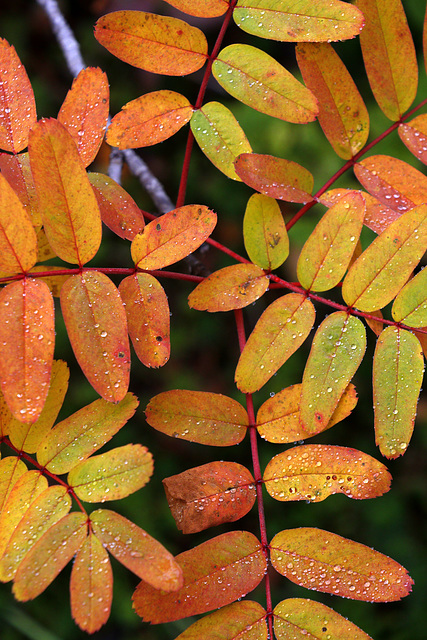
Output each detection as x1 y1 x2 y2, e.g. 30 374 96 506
273 598 373 640
212 44 318 123
264 444 391 503
257 383 358 444
107 90 193 149
392 268 427 328
162 0 228 18
70 531 113 634
94 11 208 76
60 271 130 402
174 601 268 640
235 153 313 203
132 531 267 623
297 192 365 292
235 294 315 394
29 118 102 265
296 43 369 159
188 263 268 312
131 205 216 270
119 274 170 368
0 153 41 227
354 155 427 214
8 360 69 454
355 0 417 121
163 461 256 534
13 512 87 601
270 527 413 602
191 102 252 181
58 67 109 167
319 188 399 235
37 393 138 474
0 279 54 424
90 509 183 591
342 204 427 312
243 194 289 269
0 38 36 153
373 327 424 458
0 392 13 437
68 443 153 502
0 457 27 512
300 312 366 434
234 0 364 43
398 114 427 166
145 390 248 446
0 172 37 277
0 485 70 582
28 266 69 297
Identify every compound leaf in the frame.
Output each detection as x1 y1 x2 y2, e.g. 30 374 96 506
94 11 208 76
145 390 248 446
398 114 427 166
90 509 183 591
174 601 268 639
132 531 267 623
243 194 289 270
373 327 424 458
235 294 315 394
162 0 228 18
264 444 391 502
270 527 413 602
212 44 318 123
163 461 256 534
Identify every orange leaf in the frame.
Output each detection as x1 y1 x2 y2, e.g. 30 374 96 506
94 11 208 76
131 204 216 270
107 90 193 149
235 153 313 203
119 273 170 368
0 457 27 512
319 188 399 235
90 509 183 591
398 114 427 166
188 263 269 312
355 0 417 121
60 271 130 402
162 0 228 18
174 601 268 639
58 67 109 167
0 38 37 153
29 118 102 265
145 390 248 446
296 43 369 159
163 461 256 534
0 279 54 424
132 531 267 623
0 153 41 227
256 383 358 444
235 294 315 394
13 512 87 601
270 527 413 602
70 531 113 634
264 445 391 502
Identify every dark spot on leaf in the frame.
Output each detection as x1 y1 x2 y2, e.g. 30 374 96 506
117 352 125 358
156 223 161 231
315 411 323 422
156 336 163 342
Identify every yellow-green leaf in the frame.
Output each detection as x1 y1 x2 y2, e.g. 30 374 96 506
94 11 208 76
235 294 315 394
234 0 364 43
68 444 153 502
373 327 424 458
300 312 366 434
174 601 268 640
188 263 269 312
212 44 318 123
342 204 427 311
392 267 427 328
243 194 289 269
264 444 391 502
297 192 365 292
0 457 27 512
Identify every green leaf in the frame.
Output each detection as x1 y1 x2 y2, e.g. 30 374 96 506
67 444 153 502
300 312 366 434
174 601 268 639
243 194 289 270
235 294 315 394
212 44 318 123
297 192 365 292
392 267 427 327
191 102 252 180
234 0 364 43
270 527 413 602
342 204 427 311
373 327 424 458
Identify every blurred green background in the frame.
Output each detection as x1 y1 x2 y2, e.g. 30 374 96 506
0 1 426 639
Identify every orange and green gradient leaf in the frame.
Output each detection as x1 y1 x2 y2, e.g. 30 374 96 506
0 457 27 512
174 601 268 640
243 194 289 270
398 114 427 167
392 267 427 328
162 0 228 18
